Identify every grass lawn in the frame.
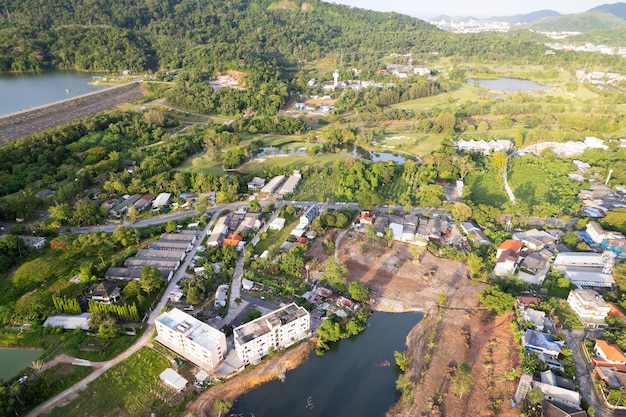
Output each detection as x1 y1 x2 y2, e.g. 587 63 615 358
47 347 172 417
239 134 306 147
379 176 409 203
176 152 225 176
239 153 346 174
464 169 507 207
292 171 338 202
377 132 446 157
253 217 299 255
392 84 479 111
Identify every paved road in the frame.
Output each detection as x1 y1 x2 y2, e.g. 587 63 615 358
566 331 626 417
222 249 247 325
26 220 216 417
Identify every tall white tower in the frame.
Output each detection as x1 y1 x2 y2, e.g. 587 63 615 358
333 70 340 88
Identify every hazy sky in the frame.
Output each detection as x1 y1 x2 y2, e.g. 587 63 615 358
325 0 618 18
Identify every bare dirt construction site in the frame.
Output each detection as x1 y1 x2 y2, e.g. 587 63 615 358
337 232 520 417
188 231 519 417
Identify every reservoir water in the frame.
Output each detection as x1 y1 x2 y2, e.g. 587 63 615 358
232 311 422 417
0 71 109 116
0 347 42 381
467 77 552 92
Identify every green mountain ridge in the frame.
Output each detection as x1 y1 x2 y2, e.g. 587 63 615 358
524 10 626 32
0 0 551 73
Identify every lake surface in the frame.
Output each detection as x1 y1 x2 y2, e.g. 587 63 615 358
0 71 109 115
232 312 422 417
0 347 42 381
467 77 552 92
256 145 407 164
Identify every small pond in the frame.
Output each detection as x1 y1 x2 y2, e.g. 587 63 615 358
232 312 422 417
467 77 552 92
256 145 406 164
0 347 42 381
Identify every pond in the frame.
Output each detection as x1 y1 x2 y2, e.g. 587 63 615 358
0 70 109 115
255 145 407 164
0 347 42 381
232 311 422 417
467 77 552 92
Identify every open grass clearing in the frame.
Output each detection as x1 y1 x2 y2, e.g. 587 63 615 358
292 171 338 202
176 152 226 176
253 216 299 256
376 131 446 157
239 153 346 174
47 347 172 417
392 84 480 111
464 169 508 207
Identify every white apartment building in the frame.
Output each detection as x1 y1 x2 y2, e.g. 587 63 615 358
567 289 610 329
234 303 310 365
155 308 227 370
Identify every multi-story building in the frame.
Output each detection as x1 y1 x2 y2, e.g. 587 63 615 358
155 308 227 371
567 289 610 328
234 303 310 365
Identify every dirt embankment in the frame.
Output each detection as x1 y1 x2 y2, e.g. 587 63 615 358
0 82 144 143
186 339 315 417
338 233 520 417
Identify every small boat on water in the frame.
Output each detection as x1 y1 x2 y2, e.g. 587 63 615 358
65 88 70 93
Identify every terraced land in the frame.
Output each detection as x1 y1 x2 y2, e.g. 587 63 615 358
0 83 144 144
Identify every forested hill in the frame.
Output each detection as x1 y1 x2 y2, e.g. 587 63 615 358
0 0 437 72
0 0 547 73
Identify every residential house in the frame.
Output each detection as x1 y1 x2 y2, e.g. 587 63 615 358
234 303 310 365
136 249 186 262
110 194 142 217
105 267 172 282
593 339 626 365
460 221 490 245
299 205 320 228
513 229 556 251
148 240 193 252
496 240 523 259
278 171 302 196
124 257 180 271
494 249 519 277
160 233 197 244
517 296 542 310
518 252 550 285
532 381 580 408
523 329 562 357
359 211 374 225
268 217 286 231
401 215 418 242
567 290 610 328
236 213 262 234
207 216 228 247
87 282 121 304
259 175 286 195
43 313 91 330
18 235 47 250
134 194 154 211
542 400 586 417
159 368 188 392
152 192 172 209
222 233 244 248
522 308 547 332
215 285 228 308
155 308 227 371
374 216 388 237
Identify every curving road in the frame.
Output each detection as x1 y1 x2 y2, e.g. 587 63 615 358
26 218 216 417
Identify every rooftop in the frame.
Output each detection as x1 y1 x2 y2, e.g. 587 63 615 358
156 308 224 351
234 303 308 345
594 339 626 362
498 239 523 253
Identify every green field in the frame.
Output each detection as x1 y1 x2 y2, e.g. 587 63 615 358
376 132 445 157
239 153 346 174
292 171 339 202
47 347 172 417
464 169 507 207
177 153 226 176
392 84 480 111
253 217 299 255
